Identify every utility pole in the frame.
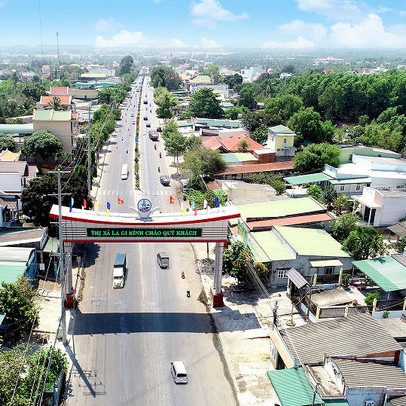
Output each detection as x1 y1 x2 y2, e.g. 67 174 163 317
56 32 60 79
50 169 71 344
87 106 92 195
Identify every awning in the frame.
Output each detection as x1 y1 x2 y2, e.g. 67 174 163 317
310 259 343 267
286 268 308 289
388 222 406 239
267 367 324 406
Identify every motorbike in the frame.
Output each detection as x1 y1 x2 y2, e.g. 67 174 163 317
181 271 185 279
186 290 190 298
158 166 160 172
154 144 157 150
159 152 162 158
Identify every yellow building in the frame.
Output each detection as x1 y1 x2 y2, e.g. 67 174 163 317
266 125 296 161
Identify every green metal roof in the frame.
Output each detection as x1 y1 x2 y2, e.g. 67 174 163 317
0 124 34 134
269 124 296 136
353 256 406 292
284 173 331 185
329 177 371 185
250 231 295 262
267 367 324 406
238 197 324 222
190 75 211 84
33 110 71 121
275 226 350 258
196 118 242 128
0 264 27 284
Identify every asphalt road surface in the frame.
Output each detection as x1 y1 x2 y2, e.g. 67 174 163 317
66 74 237 406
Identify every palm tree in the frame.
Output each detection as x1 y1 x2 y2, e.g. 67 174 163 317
47 96 66 111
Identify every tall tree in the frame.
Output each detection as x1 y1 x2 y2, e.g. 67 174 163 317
117 55 134 76
155 89 177 119
331 213 359 243
187 88 224 119
0 134 16 152
264 94 303 122
343 226 386 260
181 146 227 178
293 143 340 173
23 130 63 162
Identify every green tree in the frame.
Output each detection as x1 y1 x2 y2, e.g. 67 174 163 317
181 146 227 178
150 66 182 91
222 241 254 284
0 277 39 344
117 55 134 76
318 83 345 120
242 111 273 133
164 131 187 171
250 125 269 145
21 171 90 227
0 134 16 152
155 89 177 119
331 213 359 242
47 96 66 111
342 226 386 260
207 64 221 84
237 139 249 152
162 119 179 140
364 292 381 306
293 143 340 173
224 105 246 120
222 73 243 89
272 179 286 195
332 194 351 216
307 184 323 202
23 130 63 162
322 184 338 206
264 94 303 122
238 87 256 109
187 88 224 119
288 107 334 143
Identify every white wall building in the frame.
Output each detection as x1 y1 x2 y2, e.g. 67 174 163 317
189 84 229 99
355 187 406 227
241 66 266 82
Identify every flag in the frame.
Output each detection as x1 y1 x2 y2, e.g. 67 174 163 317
215 197 220 207
118 197 124 205
203 199 207 209
183 208 186 217
169 195 175 204
191 201 195 210
69 197 74 213
194 207 198 216
94 200 98 210
83 199 87 209
106 201 111 217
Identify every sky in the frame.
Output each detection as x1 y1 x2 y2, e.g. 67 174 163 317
2 0 406 49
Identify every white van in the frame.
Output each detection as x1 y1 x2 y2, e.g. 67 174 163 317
171 361 188 384
121 164 128 180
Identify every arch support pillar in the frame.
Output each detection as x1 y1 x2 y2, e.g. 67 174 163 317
211 242 224 307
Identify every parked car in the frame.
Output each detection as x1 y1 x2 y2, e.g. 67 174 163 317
160 175 170 186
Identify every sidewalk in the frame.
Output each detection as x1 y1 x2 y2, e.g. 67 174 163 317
192 242 306 406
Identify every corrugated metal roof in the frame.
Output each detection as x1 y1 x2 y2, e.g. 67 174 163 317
247 213 333 231
249 231 295 262
275 226 350 258
389 395 406 406
284 173 332 185
324 401 349 406
0 124 34 134
329 177 371 185
0 247 34 263
267 367 323 406
0 161 27 175
33 109 71 121
0 264 27 284
280 313 401 365
287 268 309 289
353 256 406 292
334 359 406 389
269 125 296 136
217 161 293 175
388 222 406 239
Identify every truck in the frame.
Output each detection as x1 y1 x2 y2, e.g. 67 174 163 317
148 130 159 140
113 253 126 289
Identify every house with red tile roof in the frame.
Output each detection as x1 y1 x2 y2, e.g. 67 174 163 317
203 134 264 153
38 95 75 111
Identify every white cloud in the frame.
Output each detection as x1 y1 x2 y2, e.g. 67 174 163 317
330 13 406 48
199 37 221 48
95 30 187 48
94 17 121 32
295 0 366 21
262 36 315 49
279 19 327 41
191 0 248 27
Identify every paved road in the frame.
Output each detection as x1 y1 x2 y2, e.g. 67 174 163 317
66 74 237 406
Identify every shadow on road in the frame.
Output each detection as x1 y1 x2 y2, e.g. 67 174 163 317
72 309 259 335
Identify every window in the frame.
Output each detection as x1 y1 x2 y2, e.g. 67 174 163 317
325 267 333 275
356 185 361 191
277 270 287 278
340 186 345 191
283 138 287 144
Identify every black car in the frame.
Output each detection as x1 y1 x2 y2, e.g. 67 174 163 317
160 175 170 186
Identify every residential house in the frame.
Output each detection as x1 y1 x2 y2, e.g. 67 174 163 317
203 134 263 153
241 66 266 82
338 146 401 164
37 95 76 111
0 246 36 283
215 161 293 180
32 109 77 152
269 313 406 405
196 118 243 130
355 187 406 226
266 125 296 161
0 149 21 161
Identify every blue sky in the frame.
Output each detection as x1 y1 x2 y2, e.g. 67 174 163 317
1 0 406 49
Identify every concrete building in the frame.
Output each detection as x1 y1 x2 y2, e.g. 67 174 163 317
355 187 406 226
241 65 266 82
37 95 75 111
266 125 296 161
32 109 77 152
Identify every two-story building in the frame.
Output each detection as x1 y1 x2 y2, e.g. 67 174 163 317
265 125 296 161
